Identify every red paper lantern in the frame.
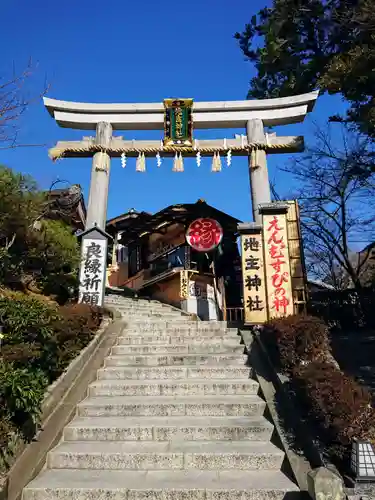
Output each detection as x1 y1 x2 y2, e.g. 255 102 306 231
186 218 223 252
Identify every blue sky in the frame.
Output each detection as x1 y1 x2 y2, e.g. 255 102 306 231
1 0 347 223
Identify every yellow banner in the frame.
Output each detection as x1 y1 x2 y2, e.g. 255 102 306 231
240 231 268 324
263 212 294 318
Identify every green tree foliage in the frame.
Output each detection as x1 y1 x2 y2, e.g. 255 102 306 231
26 220 80 300
0 165 80 301
235 0 375 137
0 166 43 245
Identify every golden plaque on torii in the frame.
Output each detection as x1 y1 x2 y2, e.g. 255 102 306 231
163 98 193 147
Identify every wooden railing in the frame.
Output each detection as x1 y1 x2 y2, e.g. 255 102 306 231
225 307 244 325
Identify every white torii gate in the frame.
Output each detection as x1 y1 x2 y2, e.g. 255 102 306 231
44 91 318 308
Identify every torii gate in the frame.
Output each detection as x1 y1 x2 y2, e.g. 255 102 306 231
44 92 318 320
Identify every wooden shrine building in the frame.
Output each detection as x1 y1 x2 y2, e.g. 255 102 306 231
47 184 87 233
106 200 242 320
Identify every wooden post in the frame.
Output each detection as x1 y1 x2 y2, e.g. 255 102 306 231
247 119 271 223
86 122 112 230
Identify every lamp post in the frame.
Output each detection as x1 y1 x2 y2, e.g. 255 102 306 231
351 439 375 482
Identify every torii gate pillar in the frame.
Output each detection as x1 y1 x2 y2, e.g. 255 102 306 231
85 122 112 230
247 119 271 223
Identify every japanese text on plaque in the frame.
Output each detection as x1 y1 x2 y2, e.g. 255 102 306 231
241 233 267 323
265 215 293 317
80 240 105 306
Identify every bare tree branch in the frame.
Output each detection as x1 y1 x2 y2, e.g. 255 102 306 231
281 123 375 290
0 59 49 149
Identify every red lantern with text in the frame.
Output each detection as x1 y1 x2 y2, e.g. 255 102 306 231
186 218 223 252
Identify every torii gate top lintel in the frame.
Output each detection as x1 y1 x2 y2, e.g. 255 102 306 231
43 91 318 130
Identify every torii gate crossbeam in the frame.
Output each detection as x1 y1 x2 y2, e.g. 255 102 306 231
44 91 318 227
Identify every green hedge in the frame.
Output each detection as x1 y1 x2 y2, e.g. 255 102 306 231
0 291 103 469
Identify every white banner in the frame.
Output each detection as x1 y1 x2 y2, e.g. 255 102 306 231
78 238 107 307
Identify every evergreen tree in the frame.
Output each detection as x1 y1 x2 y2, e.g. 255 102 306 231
235 0 375 137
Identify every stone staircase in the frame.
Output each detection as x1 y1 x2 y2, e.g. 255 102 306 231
22 295 300 500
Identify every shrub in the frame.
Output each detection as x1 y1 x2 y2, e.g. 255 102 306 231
262 314 330 373
0 290 58 345
45 304 103 380
0 292 104 453
0 293 103 380
0 417 14 451
294 361 375 462
0 343 42 365
261 313 375 469
0 361 48 440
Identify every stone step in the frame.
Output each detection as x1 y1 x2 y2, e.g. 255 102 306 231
104 296 155 302
119 327 239 336
124 322 205 329
88 379 259 397
23 469 300 500
105 303 168 310
47 440 284 470
105 302 184 312
104 353 247 367
114 333 239 345
109 307 174 314
119 328 239 335
77 395 266 417
121 326 238 333
122 325 229 333
106 301 181 308
106 305 188 315
122 314 188 320
116 336 240 347
120 312 187 318
127 320 226 325
109 304 176 319
111 343 244 355
105 299 167 306
121 311 186 316
97 366 252 380
64 416 274 442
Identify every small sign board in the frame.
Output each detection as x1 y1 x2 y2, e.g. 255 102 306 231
78 226 111 307
240 229 267 324
164 98 193 147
